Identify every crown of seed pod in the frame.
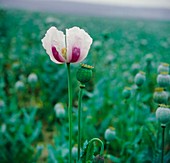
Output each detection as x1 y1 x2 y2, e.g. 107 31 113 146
104 127 116 142
76 63 94 84
157 72 170 88
153 88 168 104
122 87 131 99
157 63 169 74
134 71 146 87
156 105 170 125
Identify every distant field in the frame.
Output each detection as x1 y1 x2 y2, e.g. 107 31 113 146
0 8 170 162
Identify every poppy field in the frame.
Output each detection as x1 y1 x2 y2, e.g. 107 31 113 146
0 8 170 163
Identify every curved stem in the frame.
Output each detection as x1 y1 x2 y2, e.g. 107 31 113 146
87 138 104 156
161 124 166 163
67 63 73 163
78 84 85 161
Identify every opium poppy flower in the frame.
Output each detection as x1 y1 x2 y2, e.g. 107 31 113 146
41 26 93 64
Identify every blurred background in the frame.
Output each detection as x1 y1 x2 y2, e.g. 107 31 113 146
0 0 170 162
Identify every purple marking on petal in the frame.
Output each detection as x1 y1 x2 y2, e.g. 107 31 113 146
71 47 80 62
52 46 65 63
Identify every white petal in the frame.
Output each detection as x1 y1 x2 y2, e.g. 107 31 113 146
66 27 93 63
41 26 66 64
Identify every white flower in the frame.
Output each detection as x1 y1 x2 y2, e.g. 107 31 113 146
41 26 93 64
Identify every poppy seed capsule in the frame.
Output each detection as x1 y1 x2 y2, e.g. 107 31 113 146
76 63 94 84
122 87 131 99
54 103 65 119
134 71 146 87
15 81 25 91
104 127 116 142
72 145 78 159
156 106 170 125
157 63 169 74
157 72 170 88
145 53 153 63
28 73 38 84
153 88 168 104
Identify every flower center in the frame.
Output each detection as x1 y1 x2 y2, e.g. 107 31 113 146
61 48 67 59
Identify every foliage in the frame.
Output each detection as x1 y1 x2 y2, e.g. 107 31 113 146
0 8 170 162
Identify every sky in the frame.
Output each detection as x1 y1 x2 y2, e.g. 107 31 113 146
65 0 170 9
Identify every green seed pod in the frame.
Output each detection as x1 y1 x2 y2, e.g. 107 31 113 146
104 127 116 142
134 71 146 87
15 81 25 91
157 63 169 74
0 100 5 110
28 73 38 84
157 72 170 88
93 154 104 163
145 53 153 63
156 106 170 125
153 88 168 104
122 87 131 99
76 63 94 84
93 40 102 51
72 144 78 159
54 103 65 119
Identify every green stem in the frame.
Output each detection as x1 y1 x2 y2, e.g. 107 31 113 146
87 138 104 157
78 84 85 161
67 63 73 163
161 124 166 163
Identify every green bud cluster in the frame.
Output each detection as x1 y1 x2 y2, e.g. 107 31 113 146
76 63 94 84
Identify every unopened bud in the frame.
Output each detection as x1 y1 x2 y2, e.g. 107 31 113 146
76 63 94 84
104 127 116 142
157 72 170 88
134 71 146 87
156 106 170 125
